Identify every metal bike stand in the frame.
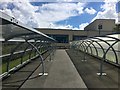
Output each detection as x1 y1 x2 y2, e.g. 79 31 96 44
81 50 87 62
48 47 55 62
27 41 48 76
81 55 87 62
96 58 107 76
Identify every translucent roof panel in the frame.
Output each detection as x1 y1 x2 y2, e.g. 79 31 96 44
95 37 115 41
8 39 25 42
71 33 120 66
107 34 120 39
88 38 99 41
0 11 55 42
1 24 34 40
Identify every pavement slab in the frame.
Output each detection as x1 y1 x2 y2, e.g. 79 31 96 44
66 49 120 89
21 50 87 89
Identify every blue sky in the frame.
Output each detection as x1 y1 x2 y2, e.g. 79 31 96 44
0 0 119 30
30 2 103 28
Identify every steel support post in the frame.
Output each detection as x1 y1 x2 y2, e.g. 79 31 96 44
26 41 48 76
97 58 107 76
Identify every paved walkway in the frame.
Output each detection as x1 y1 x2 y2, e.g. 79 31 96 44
3 50 87 89
67 49 120 89
21 50 87 88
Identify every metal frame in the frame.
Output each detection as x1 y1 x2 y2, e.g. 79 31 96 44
26 41 47 76
71 33 120 76
94 37 118 63
0 11 56 78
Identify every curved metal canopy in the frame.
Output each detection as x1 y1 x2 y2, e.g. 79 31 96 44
71 33 120 66
0 11 56 77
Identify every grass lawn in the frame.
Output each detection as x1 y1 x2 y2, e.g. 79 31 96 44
2 53 36 73
2 48 47 74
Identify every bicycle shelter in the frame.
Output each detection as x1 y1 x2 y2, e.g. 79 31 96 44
0 11 56 78
70 34 120 75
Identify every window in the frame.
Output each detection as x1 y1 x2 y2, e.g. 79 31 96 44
47 34 69 43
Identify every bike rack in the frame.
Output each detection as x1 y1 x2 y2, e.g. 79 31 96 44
0 11 56 78
71 34 120 76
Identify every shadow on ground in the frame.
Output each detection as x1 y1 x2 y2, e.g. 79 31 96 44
66 49 120 90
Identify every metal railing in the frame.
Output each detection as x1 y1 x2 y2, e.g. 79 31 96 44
0 11 56 78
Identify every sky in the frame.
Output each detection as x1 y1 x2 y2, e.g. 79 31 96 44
0 0 119 30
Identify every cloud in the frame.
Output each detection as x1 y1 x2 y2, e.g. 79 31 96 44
79 22 89 30
51 24 73 29
0 1 86 29
0 0 118 31
38 2 85 21
46 22 87 30
78 0 118 30
85 7 97 15
91 0 118 23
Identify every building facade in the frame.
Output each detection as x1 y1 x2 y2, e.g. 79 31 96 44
85 19 115 37
36 19 116 48
35 28 87 48
84 19 115 31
